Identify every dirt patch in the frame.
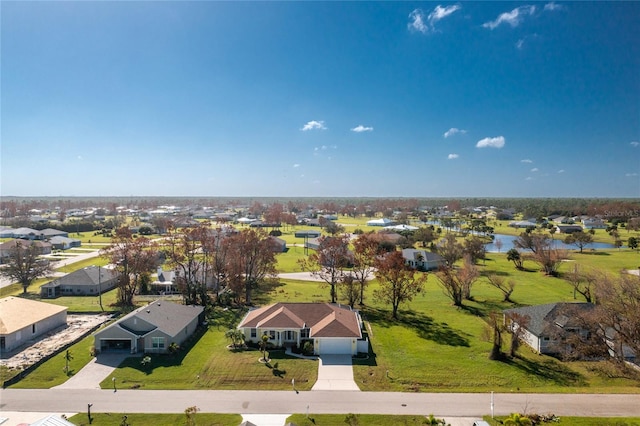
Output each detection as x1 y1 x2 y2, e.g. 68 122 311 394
1 314 112 370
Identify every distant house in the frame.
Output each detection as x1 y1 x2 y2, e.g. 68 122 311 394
503 302 595 356
151 267 178 294
268 236 287 252
367 218 396 227
49 235 81 250
555 224 584 234
41 266 118 298
508 220 537 229
582 218 607 229
0 297 67 353
237 302 364 355
294 230 321 238
401 249 445 271
0 239 52 263
11 227 44 240
40 228 69 238
93 300 204 354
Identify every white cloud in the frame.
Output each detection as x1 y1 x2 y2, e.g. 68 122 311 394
531 167 539 172
408 9 429 33
444 127 467 138
351 125 373 133
448 153 459 160
300 120 326 131
626 172 638 177
516 39 525 50
408 5 461 34
483 5 536 30
293 164 300 168
77 155 83 160
558 169 565 173
631 141 639 147
525 177 533 181
521 159 533 163
476 136 505 148
544 2 563 12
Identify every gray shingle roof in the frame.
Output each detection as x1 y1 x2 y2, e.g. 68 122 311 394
504 302 594 337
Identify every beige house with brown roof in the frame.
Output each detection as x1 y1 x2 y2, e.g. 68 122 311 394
237 303 363 355
0 297 67 353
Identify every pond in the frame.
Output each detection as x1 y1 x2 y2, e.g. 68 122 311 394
487 233 615 253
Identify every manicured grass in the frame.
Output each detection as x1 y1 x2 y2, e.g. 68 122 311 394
6 335 95 388
67 412 242 426
276 245 308 273
485 416 640 425
351 258 640 393
287 413 440 425
99 307 318 391
42 288 120 312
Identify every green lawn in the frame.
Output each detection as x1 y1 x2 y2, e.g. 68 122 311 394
99 307 318 391
485 416 640 426
67 412 242 426
6 335 95 388
7 237 640 395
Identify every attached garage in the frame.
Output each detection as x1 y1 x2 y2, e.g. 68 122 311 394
316 338 354 355
99 338 132 352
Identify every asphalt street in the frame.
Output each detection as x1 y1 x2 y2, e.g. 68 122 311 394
1 389 639 418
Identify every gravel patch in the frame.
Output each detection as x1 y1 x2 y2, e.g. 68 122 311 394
1 314 112 370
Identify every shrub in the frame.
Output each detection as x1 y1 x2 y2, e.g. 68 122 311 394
302 341 314 356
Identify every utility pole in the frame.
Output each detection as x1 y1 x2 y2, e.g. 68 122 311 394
98 265 103 312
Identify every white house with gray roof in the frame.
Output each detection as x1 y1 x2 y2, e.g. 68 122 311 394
41 266 117 299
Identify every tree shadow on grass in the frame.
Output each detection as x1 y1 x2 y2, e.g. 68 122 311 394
265 361 287 378
502 355 587 387
363 307 470 347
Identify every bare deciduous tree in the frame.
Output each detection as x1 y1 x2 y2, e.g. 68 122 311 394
298 235 351 303
0 240 53 294
486 274 516 303
373 251 427 319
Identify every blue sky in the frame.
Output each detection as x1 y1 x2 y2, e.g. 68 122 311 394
2 1 638 198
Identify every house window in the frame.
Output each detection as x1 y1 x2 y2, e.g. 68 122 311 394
250 328 257 338
284 330 295 341
301 328 309 339
152 337 165 349
32 324 36 334
269 330 276 339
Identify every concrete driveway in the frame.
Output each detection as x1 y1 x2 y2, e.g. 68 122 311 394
311 354 359 391
53 352 134 390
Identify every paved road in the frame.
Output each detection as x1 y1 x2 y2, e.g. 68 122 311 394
1 389 638 417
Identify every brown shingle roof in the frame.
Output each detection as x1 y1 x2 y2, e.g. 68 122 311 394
239 303 361 339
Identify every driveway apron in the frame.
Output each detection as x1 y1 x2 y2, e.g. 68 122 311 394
311 354 359 391
53 352 133 389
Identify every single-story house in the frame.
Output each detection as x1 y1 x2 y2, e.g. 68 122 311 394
367 218 396 227
41 266 118 298
268 236 287 252
93 299 204 354
40 228 69 238
237 302 364 355
384 224 418 232
11 227 44 240
555 224 584 234
151 267 178 294
582 218 607 229
0 239 52 263
503 302 595 356
49 235 82 250
508 220 537 229
401 249 446 271
294 230 321 238
0 297 67 353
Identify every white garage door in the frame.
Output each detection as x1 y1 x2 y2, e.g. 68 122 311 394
318 338 352 355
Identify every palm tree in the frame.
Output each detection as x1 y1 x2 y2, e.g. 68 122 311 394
503 413 533 426
260 334 270 362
